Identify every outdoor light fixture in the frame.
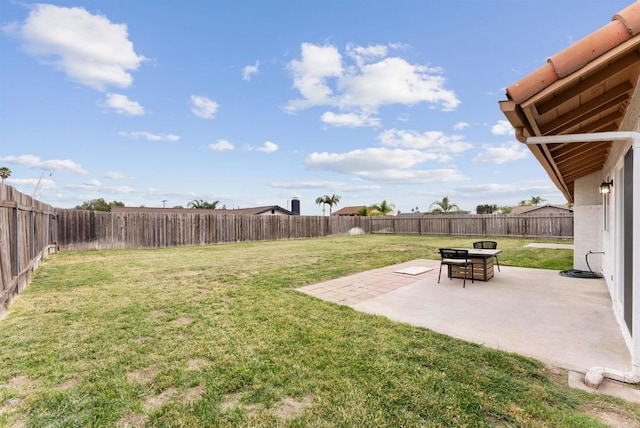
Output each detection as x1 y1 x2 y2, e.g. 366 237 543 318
599 179 613 194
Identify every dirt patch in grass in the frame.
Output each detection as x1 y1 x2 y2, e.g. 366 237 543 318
181 384 204 405
186 359 208 371
584 408 640 428
127 367 159 385
272 394 314 420
221 392 259 415
171 317 193 327
0 396 23 414
55 378 80 390
117 411 148 428
4 376 32 392
143 387 178 412
135 336 153 345
146 310 167 323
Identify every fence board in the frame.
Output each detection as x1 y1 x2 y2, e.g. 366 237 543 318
0 185 56 318
54 210 573 251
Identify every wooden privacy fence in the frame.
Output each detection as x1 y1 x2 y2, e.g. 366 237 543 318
0 185 57 318
55 209 573 251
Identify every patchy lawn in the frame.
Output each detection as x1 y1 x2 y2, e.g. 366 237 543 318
1 235 638 427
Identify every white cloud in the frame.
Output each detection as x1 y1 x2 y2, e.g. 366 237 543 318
305 145 469 184
320 111 380 127
6 177 56 189
307 147 441 174
256 141 278 153
0 154 87 174
119 131 180 141
491 120 514 136
242 61 260 81
455 182 560 199
105 93 144 116
286 43 342 111
269 180 381 191
472 141 529 164
4 4 145 90
356 168 468 183
340 57 459 110
346 43 388 66
104 171 126 179
379 129 472 154
453 121 469 130
209 139 234 151
84 179 101 186
191 95 219 119
285 42 460 119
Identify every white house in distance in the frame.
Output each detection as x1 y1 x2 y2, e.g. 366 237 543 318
500 2 640 386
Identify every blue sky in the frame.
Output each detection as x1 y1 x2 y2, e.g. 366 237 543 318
0 1 633 215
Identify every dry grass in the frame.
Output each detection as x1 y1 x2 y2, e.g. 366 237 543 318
0 235 638 427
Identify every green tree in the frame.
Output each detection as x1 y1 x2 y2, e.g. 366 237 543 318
429 196 461 214
315 194 340 215
476 204 498 214
326 194 341 215
356 206 369 216
370 200 395 216
75 198 124 211
315 196 328 216
530 196 546 206
187 199 220 209
0 167 11 183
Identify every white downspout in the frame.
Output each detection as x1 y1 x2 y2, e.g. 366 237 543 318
527 131 640 387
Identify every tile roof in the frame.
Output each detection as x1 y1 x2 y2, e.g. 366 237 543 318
331 206 365 216
507 2 640 104
111 206 292 215
509 204 573 216
499 2 640 203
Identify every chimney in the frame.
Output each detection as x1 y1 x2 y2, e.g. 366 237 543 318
291 197 300 215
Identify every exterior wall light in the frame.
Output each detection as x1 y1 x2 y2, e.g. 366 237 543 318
599 179 613 194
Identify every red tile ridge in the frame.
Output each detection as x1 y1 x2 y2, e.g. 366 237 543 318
507 2 640 104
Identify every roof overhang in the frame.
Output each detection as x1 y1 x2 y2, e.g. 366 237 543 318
500 3 640 203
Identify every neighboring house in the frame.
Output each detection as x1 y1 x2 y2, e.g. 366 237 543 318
111 206 294 216
217 206 293 216
508 204 573 216
396 211 424 217
331 206 365 216
500 2 640 383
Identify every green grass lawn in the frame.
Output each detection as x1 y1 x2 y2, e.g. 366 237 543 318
1 235 638 427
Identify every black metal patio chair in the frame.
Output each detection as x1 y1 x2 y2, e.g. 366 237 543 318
473 240 500 271
438 248 474 288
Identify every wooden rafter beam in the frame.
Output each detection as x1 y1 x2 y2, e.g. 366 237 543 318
536 51 640 115
539 84 631 135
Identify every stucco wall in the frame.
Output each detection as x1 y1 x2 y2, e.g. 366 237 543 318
573 172 603 272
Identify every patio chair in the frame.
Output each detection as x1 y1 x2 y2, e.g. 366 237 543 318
473 241 500 271
438 248 474 288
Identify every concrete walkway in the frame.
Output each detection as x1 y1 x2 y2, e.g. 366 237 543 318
298 259 631 373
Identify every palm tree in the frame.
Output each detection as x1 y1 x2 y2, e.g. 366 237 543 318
0 167 11 184
371 200 395 216
530 196 546 206
429 196 460 214
315 195 328 216
326 194 341 215
188 199 219 209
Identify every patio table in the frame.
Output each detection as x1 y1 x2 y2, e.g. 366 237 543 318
449 248 502 281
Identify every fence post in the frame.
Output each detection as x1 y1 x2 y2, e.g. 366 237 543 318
11 206 18 278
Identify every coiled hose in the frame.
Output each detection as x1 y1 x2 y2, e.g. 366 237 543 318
559 251 603 278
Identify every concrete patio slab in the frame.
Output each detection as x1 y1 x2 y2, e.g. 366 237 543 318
298 260 631 375
524 243 574 249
